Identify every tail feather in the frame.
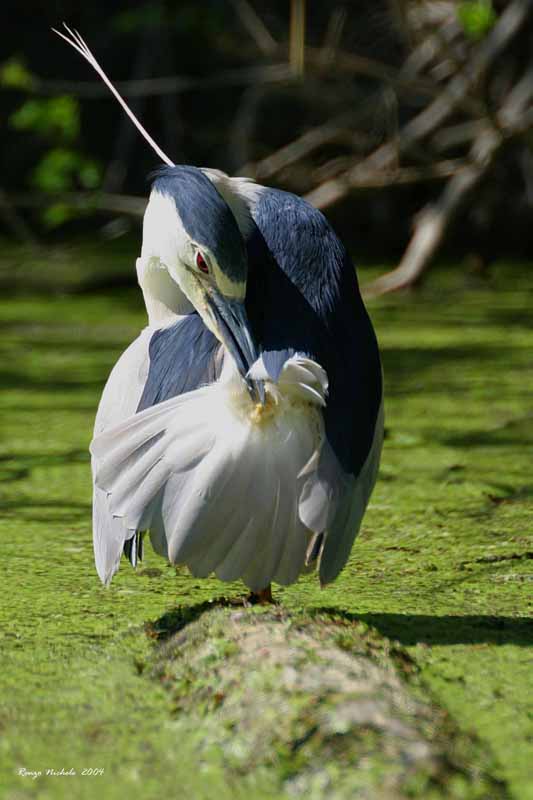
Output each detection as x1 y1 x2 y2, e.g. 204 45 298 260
186 445 261 577
214 517 260 582
273 496 310 586
214 452 285 584
166 425 248 564
273 527 309 586
299 442 341 534
273 500 310 587
92 483 130 585
245 432 302 589
148 500 168 557
104 437 167 516
149 473 193 558
241 478 282 592
258 477 287 585
123 531 144 568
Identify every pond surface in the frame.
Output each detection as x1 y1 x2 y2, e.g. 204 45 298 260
1 255 532 798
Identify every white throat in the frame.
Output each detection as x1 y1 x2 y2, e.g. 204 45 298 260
136 256 193 327
138 190 194 326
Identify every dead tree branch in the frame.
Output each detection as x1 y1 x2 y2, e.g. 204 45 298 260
23 64 293 98
241 112 364 180
363 54 533 298
10 191 146 218
290 0 306 77
229 0 278 55
362 129 502 297
319 7 348 67
304 0 530 211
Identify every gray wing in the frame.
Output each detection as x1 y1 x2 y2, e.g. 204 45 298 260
136 313 221 411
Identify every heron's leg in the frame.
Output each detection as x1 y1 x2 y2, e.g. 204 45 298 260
248 585 274 605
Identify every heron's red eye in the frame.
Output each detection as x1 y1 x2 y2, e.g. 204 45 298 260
196 252 209 274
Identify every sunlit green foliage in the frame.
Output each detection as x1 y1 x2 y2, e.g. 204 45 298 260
112 2 165 33
0 57 35 90
457 0 496 40
31 148 101 193
6 92 102 226
10 95 80 140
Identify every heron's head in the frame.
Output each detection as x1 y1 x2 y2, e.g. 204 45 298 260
144 165 261 397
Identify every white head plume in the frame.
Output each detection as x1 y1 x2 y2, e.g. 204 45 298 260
52 23 175 167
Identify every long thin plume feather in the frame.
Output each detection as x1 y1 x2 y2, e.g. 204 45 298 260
52 23 175 167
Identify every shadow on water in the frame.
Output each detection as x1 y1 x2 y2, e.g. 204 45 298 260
0 320 133 349
146 599 533 649
441 416 533 448
0 369 106 394
0 328 130 395
381 343 523 394
479 482 533 502
483 304 533 330
5 338 129 353
0 450 91 521
0 450 89 485
314 608 533 647
1 499 91 523
380 339 533 448
147 594 341 643
146 599 239 641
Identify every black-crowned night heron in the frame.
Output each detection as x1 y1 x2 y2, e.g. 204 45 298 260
57 27 383 601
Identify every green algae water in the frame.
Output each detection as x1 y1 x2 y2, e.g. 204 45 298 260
0 252 531 798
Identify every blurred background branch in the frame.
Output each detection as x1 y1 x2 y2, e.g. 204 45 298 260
1 0 532 291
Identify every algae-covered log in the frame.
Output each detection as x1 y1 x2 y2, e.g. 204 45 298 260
148 606 504 799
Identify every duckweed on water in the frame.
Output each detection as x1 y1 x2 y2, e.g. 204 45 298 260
0 249 532 798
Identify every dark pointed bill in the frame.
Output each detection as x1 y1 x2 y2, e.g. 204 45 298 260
207 293 264 403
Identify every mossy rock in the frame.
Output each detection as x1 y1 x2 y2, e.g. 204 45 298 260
150 606 505 799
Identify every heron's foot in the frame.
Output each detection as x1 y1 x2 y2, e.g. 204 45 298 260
248 585 275 605
222 585 276 607
223 595 252 607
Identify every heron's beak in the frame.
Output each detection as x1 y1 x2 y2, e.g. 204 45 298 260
207 292 264 403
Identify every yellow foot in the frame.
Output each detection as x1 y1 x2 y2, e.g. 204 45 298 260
248 585 275 605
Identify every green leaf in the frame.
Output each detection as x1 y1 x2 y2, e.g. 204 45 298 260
458 0 496 40
46 96 80 141
42 202 75 228
9 96 80 141
31 148 81 192
0 57 35 90
78 161 102 189
31 148 102 195
113 3 163 33
9 99 42 130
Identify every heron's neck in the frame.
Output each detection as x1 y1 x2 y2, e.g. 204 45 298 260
136 256 193 327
